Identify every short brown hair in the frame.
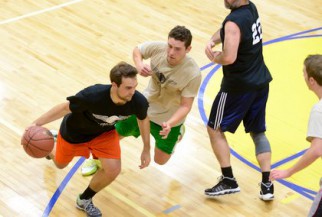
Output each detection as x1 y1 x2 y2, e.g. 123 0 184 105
168 26 192 48
110 62 138 86
304 55 322 86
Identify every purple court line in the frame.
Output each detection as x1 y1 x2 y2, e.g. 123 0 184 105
42 157 85 217
271 149 308 168
198 64 222 122
200 62 215 71
198 27 322 201
263 27 322 46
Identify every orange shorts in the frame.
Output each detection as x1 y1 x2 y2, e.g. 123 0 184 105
55 130 120 164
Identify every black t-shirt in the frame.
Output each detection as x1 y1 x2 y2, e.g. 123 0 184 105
220 1 272 92
59 84 149 143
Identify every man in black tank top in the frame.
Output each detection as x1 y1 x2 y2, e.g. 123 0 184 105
204 0 274 201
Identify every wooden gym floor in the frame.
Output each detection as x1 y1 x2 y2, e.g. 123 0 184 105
0 0 321 216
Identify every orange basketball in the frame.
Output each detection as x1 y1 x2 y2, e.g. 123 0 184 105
21 126 55 158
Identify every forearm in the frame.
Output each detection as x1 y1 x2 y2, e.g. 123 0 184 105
32 102 71 126
287 142 321 176
137 117 151 151
212 51 233 65
133 47 143 69
210 29 222 44
166 104 191 127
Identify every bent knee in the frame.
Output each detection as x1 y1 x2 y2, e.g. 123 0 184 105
154 151 171 165
102 165 121 178
251 132 271 155
55 163 69 169
154 158 168 165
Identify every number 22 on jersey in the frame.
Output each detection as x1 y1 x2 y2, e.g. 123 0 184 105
252 18 262 45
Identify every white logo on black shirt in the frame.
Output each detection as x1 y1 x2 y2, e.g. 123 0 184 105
92 114 129 126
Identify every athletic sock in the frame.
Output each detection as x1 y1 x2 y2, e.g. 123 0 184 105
262 171 270 183
80 186 97 200
221 166 234 178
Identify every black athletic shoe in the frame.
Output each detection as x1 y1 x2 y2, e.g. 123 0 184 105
205 176 240 197
259 182 274 201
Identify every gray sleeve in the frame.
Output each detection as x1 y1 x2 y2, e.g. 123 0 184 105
307 109 322 141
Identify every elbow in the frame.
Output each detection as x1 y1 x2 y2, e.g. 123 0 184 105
317 147 322 157
220 52 237 65
182 104 193 115
133 46 140 57
222 56 236 65
311 139 322 157
226 59 236 65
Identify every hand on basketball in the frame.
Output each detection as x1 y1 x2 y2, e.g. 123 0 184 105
138 63 152 77
139 149 151 169
25 123 37 131
160 122 171 139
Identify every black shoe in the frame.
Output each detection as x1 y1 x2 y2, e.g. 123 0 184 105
259 182 274 201
205 176 240 197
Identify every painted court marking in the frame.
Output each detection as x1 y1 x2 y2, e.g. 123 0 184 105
42 157 85 217
0 0 83 26
163 204 182 214
107 188 155 217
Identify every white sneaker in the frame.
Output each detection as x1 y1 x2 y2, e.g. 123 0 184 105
81 159 100 176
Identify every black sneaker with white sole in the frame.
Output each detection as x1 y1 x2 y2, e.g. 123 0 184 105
205 176 240 197
259 181 274 201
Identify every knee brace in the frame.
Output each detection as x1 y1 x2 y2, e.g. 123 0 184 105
250 132 271 155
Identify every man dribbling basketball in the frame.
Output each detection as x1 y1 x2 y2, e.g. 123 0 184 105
28 61 151 217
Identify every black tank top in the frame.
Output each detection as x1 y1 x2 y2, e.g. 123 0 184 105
220 1 272 92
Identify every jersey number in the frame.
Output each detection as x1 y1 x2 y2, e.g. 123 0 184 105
252 18 262 45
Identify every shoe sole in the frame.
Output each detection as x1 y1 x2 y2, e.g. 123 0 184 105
81 168 98 176
259 193 274 201
205 187 241 197
76 204 84 211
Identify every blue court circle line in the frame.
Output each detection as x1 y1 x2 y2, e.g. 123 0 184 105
42 27 322 216
42 157 85 217
198 26 322 201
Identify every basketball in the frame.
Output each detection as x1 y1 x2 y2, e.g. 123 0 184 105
21 126 55 158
